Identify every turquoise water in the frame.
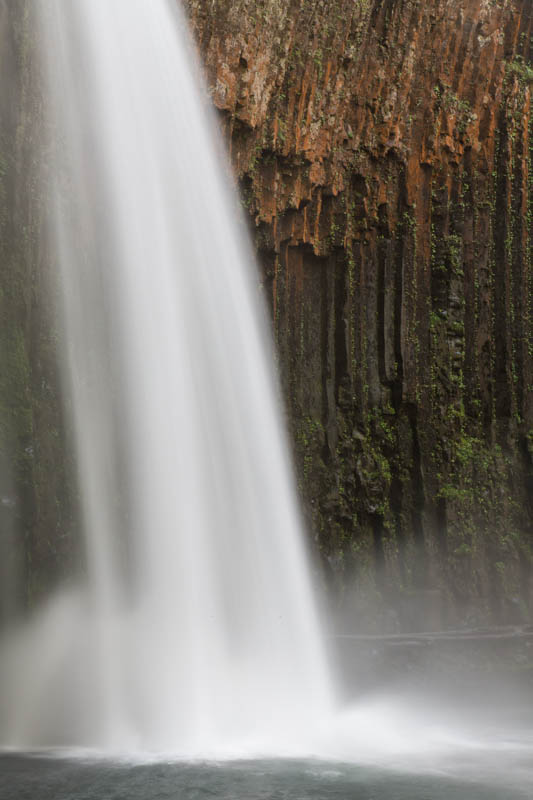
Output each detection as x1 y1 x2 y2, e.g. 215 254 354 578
0 754 529 800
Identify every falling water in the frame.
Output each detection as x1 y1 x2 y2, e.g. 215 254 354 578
0 0 333 753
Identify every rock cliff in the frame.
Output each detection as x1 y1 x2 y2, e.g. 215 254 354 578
0 0 531 631
185 0 533 629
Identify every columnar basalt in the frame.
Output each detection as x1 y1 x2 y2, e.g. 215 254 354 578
0 0 532 631
186 0 533 629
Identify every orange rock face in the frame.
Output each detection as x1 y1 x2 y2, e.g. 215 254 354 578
187 0 533 629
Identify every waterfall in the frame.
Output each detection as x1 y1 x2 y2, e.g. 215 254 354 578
0 0 333 754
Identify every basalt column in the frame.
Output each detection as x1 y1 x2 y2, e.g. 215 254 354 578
187 0 533 629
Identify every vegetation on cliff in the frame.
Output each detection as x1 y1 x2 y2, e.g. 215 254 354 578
0 0 532 631
186 0 533 628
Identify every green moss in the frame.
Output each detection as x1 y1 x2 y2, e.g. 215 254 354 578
506 57 533 85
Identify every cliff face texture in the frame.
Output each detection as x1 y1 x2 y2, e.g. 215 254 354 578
185 0 533 629
0 1 531 631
